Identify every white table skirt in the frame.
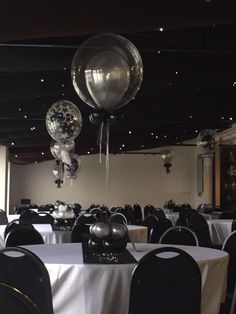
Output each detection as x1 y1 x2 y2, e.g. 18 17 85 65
208 220 232 245
23 243 228 314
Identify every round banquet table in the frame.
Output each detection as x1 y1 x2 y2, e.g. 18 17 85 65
207 219 232 245
23 243 228 314
0 224 148 247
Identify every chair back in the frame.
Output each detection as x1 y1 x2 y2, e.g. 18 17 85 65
142 215 159 242
189 213 212 247
129 247 201 314
75 214 97 225
176 206 196 227
143 204 155 218
38 204 54 212
71 224 91 243
0 283 41 314
110 213 127 225
149 218 173 243
133 204 142 225
0 247 53 314
223 231 236 294
4 219 33 239
232 219 236 232
152 208 166 221
5 226 44 247
0 209 8 225
159 226 199 246
125 204 136 224
31 212 54 226
20 210 38 223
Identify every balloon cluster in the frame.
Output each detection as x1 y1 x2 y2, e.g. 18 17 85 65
46 99 82 187
197 129 218 156
88 221 128 252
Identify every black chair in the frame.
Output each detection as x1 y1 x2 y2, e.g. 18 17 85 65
133 204 142 225
0 283 41 314
15 206 29 214
109 206 117 213
73 203 82 217
176 206 196 227
0 247 53 314
125 204 136 225
159 226 199 246
149 218 173 243
129 247 201 314
142 215 159 242
31 212 54 226
0 209 8 225
5 226 44 247
75 214 97 225
152 208 166 221
28 204 39 210
221 231 236 313
219 209 236 219
143 204 155 218
110 213 127 225
71 223 91 242
232 219 236 232
89 207 102 215
38 204 54 212
20 209 38 223
189 213 212 247
4 219 34 239
114 206 128 220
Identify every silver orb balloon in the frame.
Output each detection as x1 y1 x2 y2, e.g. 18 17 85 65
50 140 58 159
65 156 81 179
161 150 173 164
110 222 127 240
71 33 143 112
197 129 218 155
46 99 82 142
53 140 75 161
90 222 110 239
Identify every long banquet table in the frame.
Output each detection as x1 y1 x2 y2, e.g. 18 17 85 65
23 243 229 314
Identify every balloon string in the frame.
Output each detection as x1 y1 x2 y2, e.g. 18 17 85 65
105 121 110 196
99 122 104 163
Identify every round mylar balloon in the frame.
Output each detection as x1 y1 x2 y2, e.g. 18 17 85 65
65 156 81 179
53 140 75 160
46 100 82 142
71 33 143 112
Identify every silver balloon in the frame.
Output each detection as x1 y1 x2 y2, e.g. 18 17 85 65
53 140 75 161
46 99 82 141
90 222 110 239
71 33 143 112
197 129 218 155
85 49 130 111
50 140 58 159
161 150 173 164
110 222 127 240
65 156 81 179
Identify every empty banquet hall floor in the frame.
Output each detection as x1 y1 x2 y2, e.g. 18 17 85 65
23 243 228 314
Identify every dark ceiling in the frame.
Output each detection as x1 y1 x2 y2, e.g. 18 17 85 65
1 0 236 163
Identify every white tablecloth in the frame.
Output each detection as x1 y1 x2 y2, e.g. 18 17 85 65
165 213 179 225
208 220 232 245
23 243 228 314
0 224 147 246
